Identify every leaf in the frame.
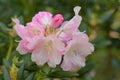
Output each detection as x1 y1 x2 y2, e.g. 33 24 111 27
25 73 34 80
0 43 5 47
16 64 24 80
98 10 114 24
78 62 93 77
48 70 79 78
0 22 7 33
4 66 10 80
0 32 7 38
0 71 3 79
3 59 11 69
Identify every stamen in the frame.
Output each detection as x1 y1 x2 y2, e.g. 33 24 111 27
57 29 63 37
45 28 56 36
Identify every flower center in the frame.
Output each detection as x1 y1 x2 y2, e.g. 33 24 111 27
28 27 41 37
33 30 40 36
45 28 56 36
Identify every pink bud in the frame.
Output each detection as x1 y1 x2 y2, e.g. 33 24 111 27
52 14 64 28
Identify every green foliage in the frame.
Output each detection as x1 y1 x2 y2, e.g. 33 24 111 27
17 64 24 80
4 66 10 80
0 0 120 80
25 72 35 80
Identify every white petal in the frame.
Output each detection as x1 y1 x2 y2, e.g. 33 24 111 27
74 6 81 15
48 49 61 68
61 50 85 72
32 46 48 66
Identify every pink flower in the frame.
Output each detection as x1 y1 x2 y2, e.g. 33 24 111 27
31 35 65 68
13 19 45 54
14 6 94 71
61 32 94 72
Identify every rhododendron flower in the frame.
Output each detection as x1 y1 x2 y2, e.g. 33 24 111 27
61 32 94 72
32 35 65 68
13 6 94 72
13 19 45 54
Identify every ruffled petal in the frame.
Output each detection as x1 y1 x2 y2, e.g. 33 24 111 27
32 12 53 28
61 53 85 72
61 32 94 71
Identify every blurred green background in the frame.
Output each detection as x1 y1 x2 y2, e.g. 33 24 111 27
0 0 120 80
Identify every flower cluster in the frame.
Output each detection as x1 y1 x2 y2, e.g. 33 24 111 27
13 6 94 72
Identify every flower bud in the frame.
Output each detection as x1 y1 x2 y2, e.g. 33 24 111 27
52 14 64 28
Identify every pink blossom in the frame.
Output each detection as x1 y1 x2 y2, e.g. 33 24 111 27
14 6 94 71
31 35 65 68
13 19 45 54
61 32 94 72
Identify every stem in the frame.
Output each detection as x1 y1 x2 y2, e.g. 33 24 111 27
6 38 13 60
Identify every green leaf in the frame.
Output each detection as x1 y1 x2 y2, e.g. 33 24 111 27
0 22 7 33
25 73 34 80
0 71 3 79
0 32 7 38
4 66 10 80
3 59 11 69
0 43 5 47
17 64 24 80
48 70 79 78
78 62 93 77
98 10 114 24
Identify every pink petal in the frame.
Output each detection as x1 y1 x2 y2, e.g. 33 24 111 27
26 22 45 38
61 54 85 72
48 49 61 68
32 12 52 27
13 18 26 39
62 15 82 34
31 40 48 65
16 40 28 54
72 32 89 42
31 38 48 66
61 6 82 34
25 36 41 50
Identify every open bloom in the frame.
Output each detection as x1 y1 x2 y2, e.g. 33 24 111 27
14 6 94 71
61 32 94 72
13 11 64 67
13 19 45 54
32 35 65 68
